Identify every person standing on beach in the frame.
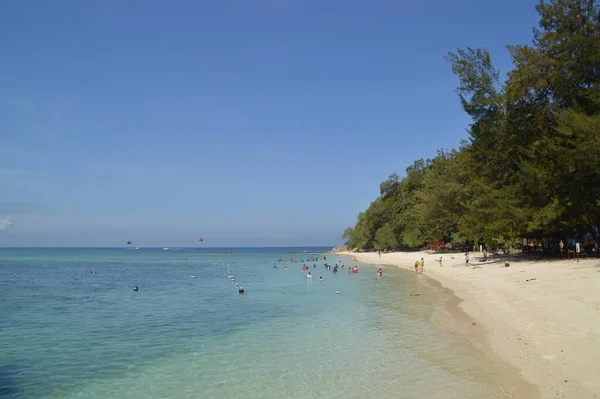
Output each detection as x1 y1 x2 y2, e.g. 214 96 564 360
414 259 422 274
465 252 470 266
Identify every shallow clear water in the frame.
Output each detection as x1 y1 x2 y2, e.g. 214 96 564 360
1 248 508 398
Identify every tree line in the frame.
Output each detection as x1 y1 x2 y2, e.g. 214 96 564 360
343 0 600 251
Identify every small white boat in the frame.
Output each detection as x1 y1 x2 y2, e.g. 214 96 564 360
162 248 170 251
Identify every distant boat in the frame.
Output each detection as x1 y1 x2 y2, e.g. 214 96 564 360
162 248 170 251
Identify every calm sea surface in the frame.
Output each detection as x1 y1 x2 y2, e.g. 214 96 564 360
1 247 510 398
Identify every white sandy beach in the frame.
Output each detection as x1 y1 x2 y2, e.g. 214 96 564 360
338 250 600 399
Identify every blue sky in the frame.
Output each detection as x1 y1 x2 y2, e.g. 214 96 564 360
1 0 539 247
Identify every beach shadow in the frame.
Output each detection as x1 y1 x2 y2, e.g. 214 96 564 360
0 364 26 398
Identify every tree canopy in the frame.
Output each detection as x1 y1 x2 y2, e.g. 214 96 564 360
343 0 600 250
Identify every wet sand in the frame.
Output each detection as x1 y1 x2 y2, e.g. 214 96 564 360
338 250 600 399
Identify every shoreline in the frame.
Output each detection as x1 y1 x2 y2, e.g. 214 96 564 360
336 250 600 399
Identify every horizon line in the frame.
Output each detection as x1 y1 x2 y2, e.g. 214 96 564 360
0 245 338 249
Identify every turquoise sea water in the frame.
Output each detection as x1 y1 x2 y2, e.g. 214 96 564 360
1 247 511 398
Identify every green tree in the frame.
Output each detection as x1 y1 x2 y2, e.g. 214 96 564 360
373 224 399 250
416 149 477 242
506 0 600 233
343 0 600 250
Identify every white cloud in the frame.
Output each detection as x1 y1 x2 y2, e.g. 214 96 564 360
0 216 12 231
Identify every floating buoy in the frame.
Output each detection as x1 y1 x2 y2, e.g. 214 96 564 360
336 291 339 295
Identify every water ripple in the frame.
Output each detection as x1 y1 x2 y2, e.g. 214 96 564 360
1 249 509 398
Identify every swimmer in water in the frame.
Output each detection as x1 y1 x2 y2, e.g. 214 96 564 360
133 286 139 292
319 276 323 281
306 272 313 279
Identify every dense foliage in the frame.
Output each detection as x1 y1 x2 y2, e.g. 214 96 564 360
343 0 600 250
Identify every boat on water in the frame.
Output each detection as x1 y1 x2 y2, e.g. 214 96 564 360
162 247 170 251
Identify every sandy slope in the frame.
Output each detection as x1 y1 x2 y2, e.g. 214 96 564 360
337 250 600 399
